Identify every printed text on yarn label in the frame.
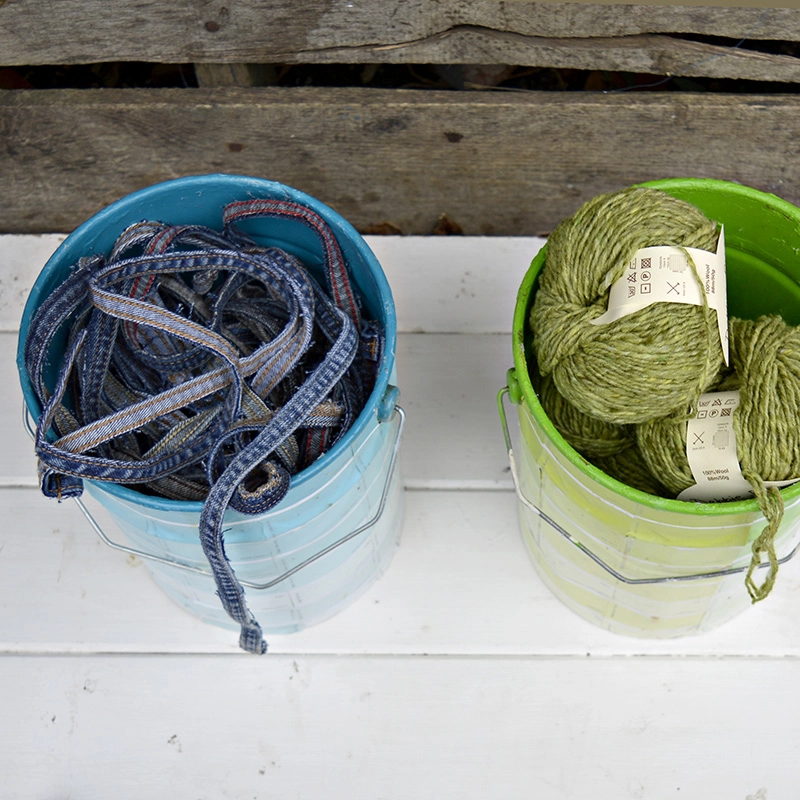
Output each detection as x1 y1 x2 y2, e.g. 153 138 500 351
591 226 729 364
677 390 752 502
678 390 800 502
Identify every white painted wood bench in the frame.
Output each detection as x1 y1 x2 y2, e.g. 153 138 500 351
2 233 796 799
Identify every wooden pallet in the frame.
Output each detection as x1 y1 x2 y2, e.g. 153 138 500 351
2 1 800 234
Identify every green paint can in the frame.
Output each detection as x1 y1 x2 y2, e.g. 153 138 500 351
500 178 800 637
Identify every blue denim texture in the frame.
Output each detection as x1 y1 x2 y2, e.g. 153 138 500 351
24 202 383 654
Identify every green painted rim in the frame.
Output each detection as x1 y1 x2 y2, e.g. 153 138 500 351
511 177 800 517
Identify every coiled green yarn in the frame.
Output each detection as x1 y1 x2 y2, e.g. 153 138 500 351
636 368 739 497
534 370 630 459
534 371 668 497
530 186 724 425
638 315 800 602
593 449 668 498
730 316 800 484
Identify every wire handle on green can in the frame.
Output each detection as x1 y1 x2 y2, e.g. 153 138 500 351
497 383 800 586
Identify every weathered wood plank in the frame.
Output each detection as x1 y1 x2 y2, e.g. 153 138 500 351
341 29 800 83
192 29 800 84
2 86 800 236
0 1 796 66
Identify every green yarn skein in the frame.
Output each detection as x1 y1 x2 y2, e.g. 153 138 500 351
638 315 800 602
535 371 668 497
530 186 724 425
636 369 740 497
534 369 630 459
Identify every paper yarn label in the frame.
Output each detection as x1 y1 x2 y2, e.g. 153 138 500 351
591 226 729 365
677 390 800 502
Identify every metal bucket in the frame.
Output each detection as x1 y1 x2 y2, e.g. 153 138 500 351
18 174 404 636
499 178 800 637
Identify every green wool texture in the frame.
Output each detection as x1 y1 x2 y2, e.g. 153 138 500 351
730 316 800 485
530 186 724 425
534 370 631 460
637 315 800 602
535 371 668 497
593 449 669 499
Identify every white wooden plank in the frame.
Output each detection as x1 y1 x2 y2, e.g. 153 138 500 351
0 234 66 332
5 331 516 489
370 235 542 334
396 332 513 489
0 233 542 334
2 653 797 800
4 487 800 658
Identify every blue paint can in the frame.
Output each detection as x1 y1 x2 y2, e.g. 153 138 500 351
17 174 404 639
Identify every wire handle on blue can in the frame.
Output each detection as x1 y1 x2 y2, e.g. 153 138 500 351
23 403 403 591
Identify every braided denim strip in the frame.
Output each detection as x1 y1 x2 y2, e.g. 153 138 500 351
25 204 382 653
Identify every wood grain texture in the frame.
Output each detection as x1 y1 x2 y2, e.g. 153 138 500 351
2 86 800 235
0 1 796 65
337 29 800 82
4 654 798 799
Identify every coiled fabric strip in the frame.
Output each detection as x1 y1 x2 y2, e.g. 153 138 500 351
24 200 384 654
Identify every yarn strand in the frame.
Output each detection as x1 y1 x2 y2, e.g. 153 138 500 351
745 481 784 603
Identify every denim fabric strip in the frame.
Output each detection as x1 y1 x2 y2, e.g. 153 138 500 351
223 200 362 328
25 205 383 653
24 257 100 411
199 306 358 654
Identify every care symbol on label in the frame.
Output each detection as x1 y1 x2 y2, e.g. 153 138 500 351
713 431 730 448
667 256 686 272
641 271 651 282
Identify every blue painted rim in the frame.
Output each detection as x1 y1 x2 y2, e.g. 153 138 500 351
17 174 397 512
